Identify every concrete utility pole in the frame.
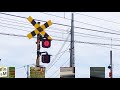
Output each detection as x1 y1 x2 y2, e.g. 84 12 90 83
70 13 75 73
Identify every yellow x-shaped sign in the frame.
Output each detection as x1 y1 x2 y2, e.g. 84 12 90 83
27 16 53 40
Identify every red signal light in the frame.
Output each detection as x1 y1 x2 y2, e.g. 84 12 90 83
44 40 50 46
42 39 51 48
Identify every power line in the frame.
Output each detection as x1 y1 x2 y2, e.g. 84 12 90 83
0 19 70 34
75 41 120 51
52 49 69 56
0 18 68 33
47 29 70 69
16 63 35 69
75 26 120 36
0 12 70 27
46 45 70 71
0 24 30 32
47 48 69 69
40 12 70 20
74 32 120 42
75 12 120 25
54 60 70 78
1 17 120 39
2 12 120 36
0 15 70 33
75 40 120 47
0 21 34 30
1 32 120 48
48 58 70 78
0 23 69 37
0 32 28 38
0 14 70 32
40 12 120 34
0 16 30 26
0 12 27 19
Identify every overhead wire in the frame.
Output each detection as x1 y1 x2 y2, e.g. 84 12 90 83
0 24 30 32
47 29 70 69
2 12 120 36
46 44 70 71
0 16 30 26
0 19 69 35
40 12 120 34
75 12 120 25
1 18 120 42
54 59 70 78
0 21 34 30
1 20 120 42
48 58 70 78
1 12 120 48
0 23 68 39
1 32 120 48
1 13 120 42
74 33 120 42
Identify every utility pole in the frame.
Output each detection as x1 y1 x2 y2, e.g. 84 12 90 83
108 38 113 78
27 65 29 78
110 38 113 78
110 50 113 78
70 13 75 73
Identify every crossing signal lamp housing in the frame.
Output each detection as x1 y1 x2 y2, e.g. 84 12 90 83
42 53 51 63
42 39 51 48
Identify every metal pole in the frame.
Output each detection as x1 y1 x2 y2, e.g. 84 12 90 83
7 67 9 78
36 34 40 67
36 22 41 67
27 65 29 78
110 50 112 78
70 13 75 73
110 38 113 78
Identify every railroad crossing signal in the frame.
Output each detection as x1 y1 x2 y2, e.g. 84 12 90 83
27 16 53 40
42 38 51 48
42 53 51 63
27 16 53 65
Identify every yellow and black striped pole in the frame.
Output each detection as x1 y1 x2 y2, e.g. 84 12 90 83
27 16 53 40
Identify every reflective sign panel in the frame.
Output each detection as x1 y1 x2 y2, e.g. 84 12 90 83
30 67 45 78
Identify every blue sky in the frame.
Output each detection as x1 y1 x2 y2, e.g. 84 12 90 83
0 12 120 78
